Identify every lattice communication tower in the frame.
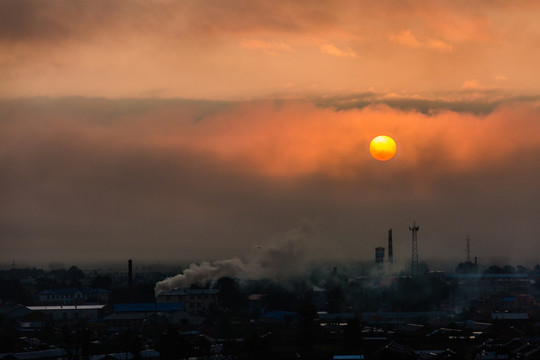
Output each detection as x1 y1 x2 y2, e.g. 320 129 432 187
409 221 419 275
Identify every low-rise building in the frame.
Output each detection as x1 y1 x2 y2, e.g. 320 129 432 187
98 303 189 329
26 304 107 321
156 289 219 315
37 288 109 305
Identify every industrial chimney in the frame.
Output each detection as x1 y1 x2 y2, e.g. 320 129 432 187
388 228 393 264
128 259 134 303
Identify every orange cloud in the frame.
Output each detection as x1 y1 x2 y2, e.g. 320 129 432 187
390 30 453 53
240 39 291 55
98 99 540 180
318 42 358 58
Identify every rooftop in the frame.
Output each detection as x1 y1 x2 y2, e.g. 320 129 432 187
27 305 106 311
113 302 184 312
38 288 109 295
158 288 219 296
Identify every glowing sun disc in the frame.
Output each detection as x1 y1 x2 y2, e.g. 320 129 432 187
369 135 397 161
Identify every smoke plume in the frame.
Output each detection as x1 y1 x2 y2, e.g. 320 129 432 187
154 219 318 295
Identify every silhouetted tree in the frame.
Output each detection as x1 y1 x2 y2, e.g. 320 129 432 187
67 266 85 285
0 278 33 304
383 274 451 311
35 276 57 292
90 275 112 290
455 262 478 274
485 264 515 274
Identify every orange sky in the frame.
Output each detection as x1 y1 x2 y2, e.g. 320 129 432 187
2 1 540 267
1 0 540 98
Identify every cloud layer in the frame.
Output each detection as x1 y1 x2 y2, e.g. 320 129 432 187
2 1 540 98
2 97 540 265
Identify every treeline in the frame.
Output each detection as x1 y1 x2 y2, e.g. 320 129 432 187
455 262 540 274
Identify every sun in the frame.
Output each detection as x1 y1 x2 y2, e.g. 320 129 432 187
369 135 397 161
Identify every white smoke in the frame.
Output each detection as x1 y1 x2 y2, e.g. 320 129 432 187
154 258 247 295
154 219 319 295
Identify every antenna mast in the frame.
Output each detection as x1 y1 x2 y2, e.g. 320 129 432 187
409 221 419 276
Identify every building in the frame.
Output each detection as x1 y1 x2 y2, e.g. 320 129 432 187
96 302 193 328
312 286 327 310
248 294 265 316
156 289 219 315
37 288 109 305
26 304 107 321
444 273 531 298
0 348 67 359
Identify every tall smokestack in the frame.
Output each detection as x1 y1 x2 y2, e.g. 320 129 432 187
128 259 134 303
388 229 393 264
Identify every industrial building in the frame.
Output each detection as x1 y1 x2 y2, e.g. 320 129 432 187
156 288 220 316
37 288 109 305
26 304 107 321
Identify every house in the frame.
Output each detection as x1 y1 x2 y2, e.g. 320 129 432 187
0 305 32 322
16 311 50 332
371 341 417 360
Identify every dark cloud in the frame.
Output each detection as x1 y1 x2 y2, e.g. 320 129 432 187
0 0 128 42
0 0 336 44
315 93 540 115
